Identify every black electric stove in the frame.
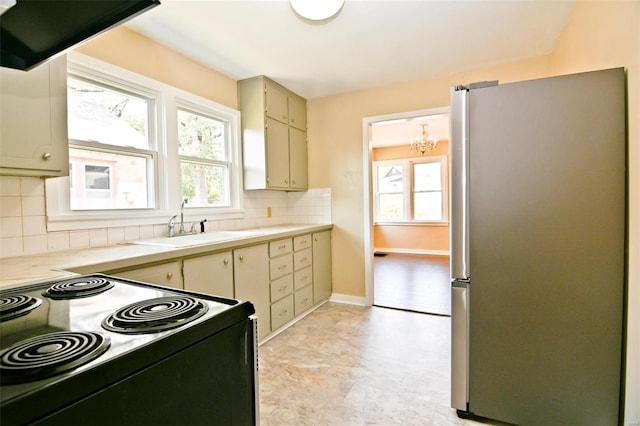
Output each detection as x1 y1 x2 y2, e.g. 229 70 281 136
0 274 258 425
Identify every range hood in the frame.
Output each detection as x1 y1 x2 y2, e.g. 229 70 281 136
1 0 160 71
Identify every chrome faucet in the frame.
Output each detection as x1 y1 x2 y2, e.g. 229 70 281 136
168 215 177 237
179 198 187 234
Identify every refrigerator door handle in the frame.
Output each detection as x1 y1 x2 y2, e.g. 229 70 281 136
450 87 470 280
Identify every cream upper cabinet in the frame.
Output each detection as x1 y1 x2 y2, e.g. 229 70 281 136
183 251 234 298
234 243 270 340
0 56 69 177
312 231 332 303
238 75 308 191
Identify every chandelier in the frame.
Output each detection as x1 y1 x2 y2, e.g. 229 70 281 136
290 0 344 20
410 123 438 155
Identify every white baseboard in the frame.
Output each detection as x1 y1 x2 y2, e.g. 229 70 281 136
329 293 368 306
373 248 450 256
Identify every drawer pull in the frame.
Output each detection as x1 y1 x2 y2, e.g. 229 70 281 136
166 272 173 279
278 264 286 270
278 244 287 249
279 309 288 316
301 298 309 303
301 257 308 262
42 152 51 160
278 285 288 291
300 276 308 281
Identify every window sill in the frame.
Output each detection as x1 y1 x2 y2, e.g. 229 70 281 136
374 221 449 227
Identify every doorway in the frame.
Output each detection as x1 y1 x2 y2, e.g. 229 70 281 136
363 107 451 315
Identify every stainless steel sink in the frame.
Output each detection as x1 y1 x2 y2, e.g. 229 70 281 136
130 230 263 248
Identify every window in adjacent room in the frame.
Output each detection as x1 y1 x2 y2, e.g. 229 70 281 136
374 156 448 224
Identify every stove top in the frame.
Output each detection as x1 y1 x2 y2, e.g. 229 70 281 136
0 274 253 408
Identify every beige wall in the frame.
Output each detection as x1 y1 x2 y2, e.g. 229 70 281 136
308 1 638 421
307 56 551 299
372 142 450 254
77 27 238 109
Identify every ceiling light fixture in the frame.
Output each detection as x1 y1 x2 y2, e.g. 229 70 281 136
410 124 438 156
290 0 345 21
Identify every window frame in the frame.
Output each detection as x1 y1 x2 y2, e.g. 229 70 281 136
45 52 243 231
373 155 449 226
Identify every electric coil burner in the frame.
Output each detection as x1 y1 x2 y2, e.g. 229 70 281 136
0 331 110 385
0 274 258 426
102 296 208 334
43 276 114 299
0 294 42 322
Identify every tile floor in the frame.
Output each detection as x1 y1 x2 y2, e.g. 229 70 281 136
258 302 503 425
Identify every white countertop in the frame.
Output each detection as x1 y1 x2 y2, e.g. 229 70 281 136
0 224 332 289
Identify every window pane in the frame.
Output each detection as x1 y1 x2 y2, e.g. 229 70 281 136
379 193 404 220
178 109 226 160
181 162 229 207
69 148 151 210
414 162 442 191
67 78 149 149
378 165 403 193
414 192 443 221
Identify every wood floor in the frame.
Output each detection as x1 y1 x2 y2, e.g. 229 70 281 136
259 302 502 425
373 253 451 316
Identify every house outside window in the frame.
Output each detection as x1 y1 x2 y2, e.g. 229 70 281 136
67 75 155 210
45 53 242 231
374 156 448 224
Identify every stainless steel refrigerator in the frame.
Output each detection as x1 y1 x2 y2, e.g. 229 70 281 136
450 68 626 425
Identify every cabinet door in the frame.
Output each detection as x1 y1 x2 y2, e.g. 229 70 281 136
288 95 307 130
234 244 270 340
183 252 233 298
0 56 69 176
265 117 290 189
264 80 288 124
289 127 308 190
112 262 183 290
312 231 332 303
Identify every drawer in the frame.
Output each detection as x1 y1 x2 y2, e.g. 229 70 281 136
294 285 313 316
269 238 292 257
294 248 312 271
270 253 293 280
271 294 294 331
294 266 313 291
270 274 293 302
293 234 311 251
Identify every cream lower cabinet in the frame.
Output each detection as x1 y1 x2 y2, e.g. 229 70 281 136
234 243 271 340
110 261 183 290
313 231 332 303
269 238 294 331
183 251 233 298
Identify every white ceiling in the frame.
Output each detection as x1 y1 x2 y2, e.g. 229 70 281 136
126 0 576 101
125 0 575 147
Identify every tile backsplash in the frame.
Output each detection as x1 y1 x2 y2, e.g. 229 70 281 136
0 176 331 259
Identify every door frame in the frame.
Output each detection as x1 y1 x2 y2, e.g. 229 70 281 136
362 106 450 306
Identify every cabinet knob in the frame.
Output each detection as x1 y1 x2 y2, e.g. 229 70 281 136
284 179 288 184
279 309 288 316
42 153 51 160
223 259 229 265
239 255 244 261
167 272 173 279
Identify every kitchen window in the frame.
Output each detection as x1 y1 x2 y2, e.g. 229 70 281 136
374 156 448 224
46 53 242 230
